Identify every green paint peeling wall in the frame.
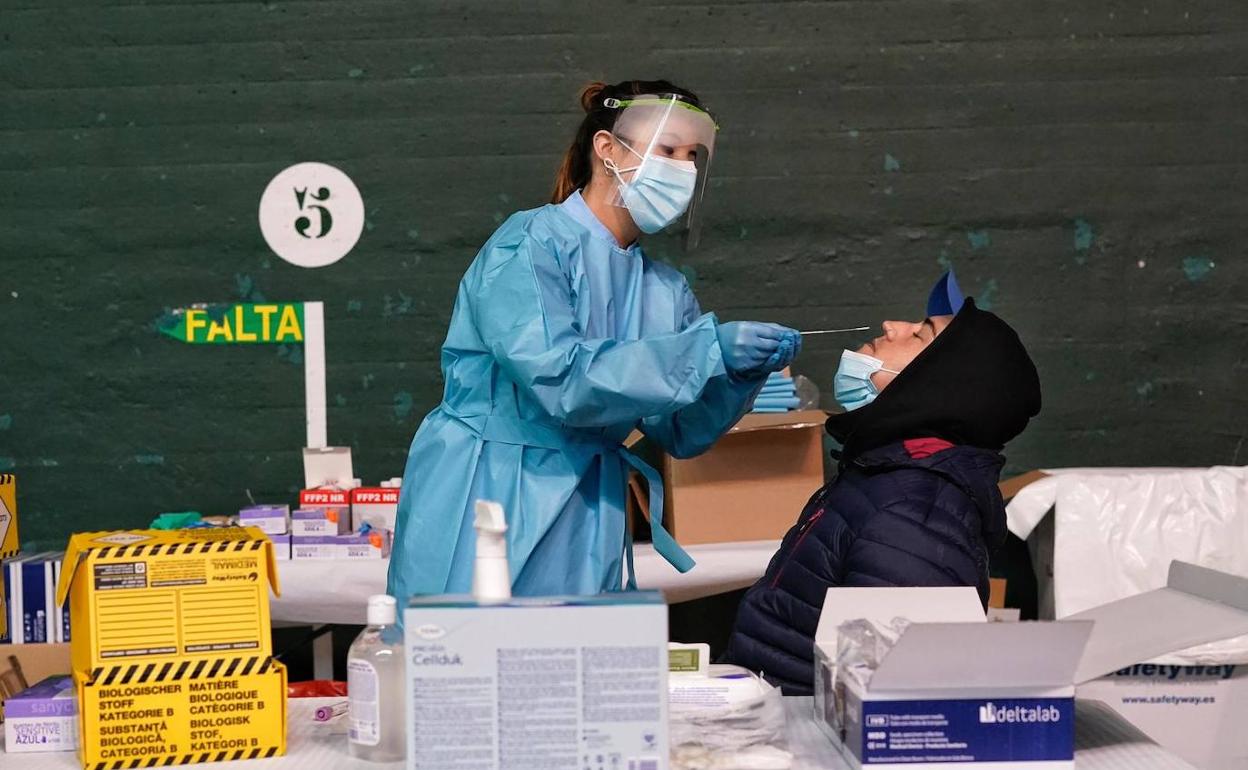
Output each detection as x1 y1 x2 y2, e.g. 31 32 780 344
2 1 1246 549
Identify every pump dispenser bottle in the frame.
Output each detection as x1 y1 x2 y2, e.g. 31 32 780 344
472 500 512 602
347 594 405 762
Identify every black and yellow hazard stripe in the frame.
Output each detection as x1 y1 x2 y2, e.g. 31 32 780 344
90 538 265 560
89 745 280 769
87 655 273 687
84 655 282 769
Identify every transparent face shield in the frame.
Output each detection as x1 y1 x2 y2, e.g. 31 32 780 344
601 94 718 248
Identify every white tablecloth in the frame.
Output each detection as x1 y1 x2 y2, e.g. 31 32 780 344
1 696 1196 769
269 540 782 625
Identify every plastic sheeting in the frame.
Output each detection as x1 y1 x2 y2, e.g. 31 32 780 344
1008 466 1248 664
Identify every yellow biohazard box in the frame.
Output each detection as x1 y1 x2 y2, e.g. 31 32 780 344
0 473 19 559
75 654 287 768
55 528 281 674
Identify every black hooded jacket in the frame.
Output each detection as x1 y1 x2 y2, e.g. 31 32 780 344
722 299 1041 694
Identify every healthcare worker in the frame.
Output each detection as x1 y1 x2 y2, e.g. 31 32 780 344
387 79 802 600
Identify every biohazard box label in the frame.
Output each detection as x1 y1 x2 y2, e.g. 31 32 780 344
77 656 286 769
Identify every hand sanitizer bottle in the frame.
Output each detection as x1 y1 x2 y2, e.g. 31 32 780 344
347 594 405 762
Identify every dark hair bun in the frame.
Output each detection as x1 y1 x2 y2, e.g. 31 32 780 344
579 82 609 112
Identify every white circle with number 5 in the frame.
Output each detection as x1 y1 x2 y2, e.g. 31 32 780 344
259 162 364 268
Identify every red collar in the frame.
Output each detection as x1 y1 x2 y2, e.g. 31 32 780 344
903 437 955 459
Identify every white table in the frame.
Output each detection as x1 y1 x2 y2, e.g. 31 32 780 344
270 540 781 679
1 696 1196 769
270 540 782 625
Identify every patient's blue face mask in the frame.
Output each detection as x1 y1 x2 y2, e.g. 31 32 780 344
834 349 900 411
604 137 698 234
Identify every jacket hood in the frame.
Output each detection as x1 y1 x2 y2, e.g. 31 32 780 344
826 297 1042 463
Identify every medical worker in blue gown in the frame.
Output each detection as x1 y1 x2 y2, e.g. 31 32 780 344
388 79 802 600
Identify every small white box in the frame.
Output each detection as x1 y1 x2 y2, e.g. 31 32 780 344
238 504 290 535
291 507 350 536
338 529 391 560
291 536 339 560
4 676 78 753
813 562 1248 770
269 533 291 561
404 592 669 770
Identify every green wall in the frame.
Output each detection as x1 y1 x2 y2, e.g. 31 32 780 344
3 1 1245 550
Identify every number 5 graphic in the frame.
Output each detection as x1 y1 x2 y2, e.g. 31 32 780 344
294 186 333 238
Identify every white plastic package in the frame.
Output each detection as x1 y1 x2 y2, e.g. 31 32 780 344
1008 466 1248 664
669 665 793 770
824 617 910 741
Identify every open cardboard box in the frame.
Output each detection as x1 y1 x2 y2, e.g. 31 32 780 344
628 409 827 546
0 643 71 719
813 561 1248 769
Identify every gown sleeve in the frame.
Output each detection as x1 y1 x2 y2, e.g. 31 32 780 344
469 225 732 429
638 281 765 458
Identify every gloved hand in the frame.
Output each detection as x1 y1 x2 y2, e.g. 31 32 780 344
716 322 802 377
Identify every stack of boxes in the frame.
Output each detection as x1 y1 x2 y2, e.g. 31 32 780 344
290 486 394 560
55 528 287 767
238 505 291 560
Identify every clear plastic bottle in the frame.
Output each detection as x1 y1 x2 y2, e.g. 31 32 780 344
347 594 405 762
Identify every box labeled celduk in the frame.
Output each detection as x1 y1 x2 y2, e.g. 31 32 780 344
55 528 281 673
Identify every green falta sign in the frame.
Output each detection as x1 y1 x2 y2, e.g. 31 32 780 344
157 303 304 344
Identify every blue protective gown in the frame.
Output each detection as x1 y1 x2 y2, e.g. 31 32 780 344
387 191 764 600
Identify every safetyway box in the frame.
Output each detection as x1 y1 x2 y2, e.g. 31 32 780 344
55 529 281 674
75 654 287 768
0 474 19 559
813 561 1248 769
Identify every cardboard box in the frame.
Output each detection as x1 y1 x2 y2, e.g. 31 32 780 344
404 592 669 770
1077 663 1248 769
75 655 286 767
290 507 349 537
633 410 826 546
0 642 72 708
4 675 77 752
237 505 289 536
55 529 280 673
350 486 400 532
813 562 1248 769
0 475 19 560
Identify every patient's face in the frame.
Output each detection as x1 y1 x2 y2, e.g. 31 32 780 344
857 315 954 390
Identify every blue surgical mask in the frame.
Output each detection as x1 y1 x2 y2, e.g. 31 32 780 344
834 349 900 411
605 138 698 234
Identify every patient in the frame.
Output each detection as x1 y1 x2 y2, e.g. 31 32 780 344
721 271 1041 694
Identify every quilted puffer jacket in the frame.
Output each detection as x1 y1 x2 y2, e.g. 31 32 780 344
721 439 1007 694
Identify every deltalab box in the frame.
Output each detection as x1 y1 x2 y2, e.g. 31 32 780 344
813 561 1248 769
404 592 669 770
56 528 288 768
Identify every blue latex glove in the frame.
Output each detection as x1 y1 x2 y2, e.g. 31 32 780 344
716 322 801 377
764 329 802 372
